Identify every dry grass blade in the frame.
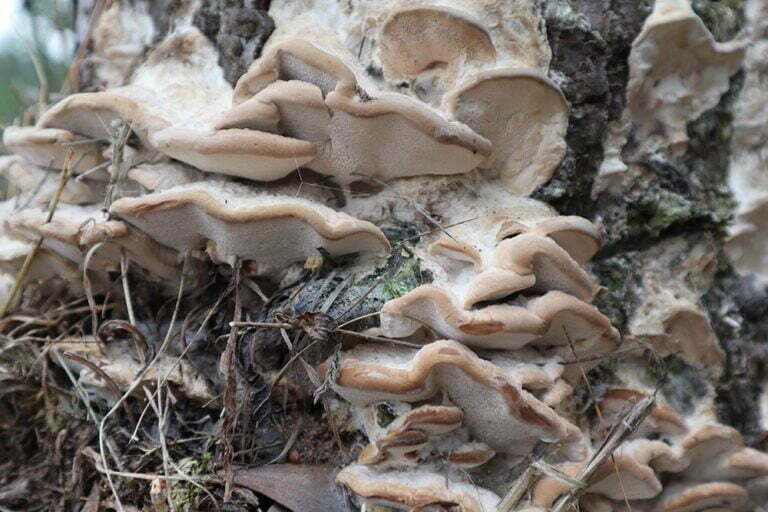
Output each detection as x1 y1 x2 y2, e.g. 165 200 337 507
222 261 242 502
97 255 189 512
62 351 136 426
120 252 136 326
98 319 150 365
17 33 49 118
103 123 132 210
230 321 293 330
266 414 304 465
0 150 74 318
83 241 107 334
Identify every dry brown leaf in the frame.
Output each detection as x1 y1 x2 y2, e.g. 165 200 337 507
232 464 348 512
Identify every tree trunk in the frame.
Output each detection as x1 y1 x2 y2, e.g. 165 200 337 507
2 0 767 510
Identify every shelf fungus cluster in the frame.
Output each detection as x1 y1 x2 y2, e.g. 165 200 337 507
320 203 621 510
534 389 768 512
0 0 765 510
4 0 570 196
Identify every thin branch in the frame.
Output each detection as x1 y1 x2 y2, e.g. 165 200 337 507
222 261 242 502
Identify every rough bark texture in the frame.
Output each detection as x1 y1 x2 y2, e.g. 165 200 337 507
535 0 766 446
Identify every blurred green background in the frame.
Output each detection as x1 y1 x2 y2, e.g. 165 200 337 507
0 0 74 128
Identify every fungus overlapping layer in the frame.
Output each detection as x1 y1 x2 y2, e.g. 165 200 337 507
532 389 768 511
380 211 616 355
0 155 105 205
0 199 81 288
109 181 389 271
7 203 179 283
327 206 619 508
324 340 582 453
222 1 567 191
13 0 568 193
2 126 108 177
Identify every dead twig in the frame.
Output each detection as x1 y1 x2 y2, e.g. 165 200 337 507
120 251 136 325
62 351 136 426
551 394 655 512
562 327 634 511
64 0 107 94
222 261 242 502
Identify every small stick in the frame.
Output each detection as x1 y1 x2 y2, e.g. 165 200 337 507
0 150 73 318
550 395 655 512
17 33 49 118
393 216 479 245
103 123 132 210
561 346 643 365
120 251 136 326
498 465 536 512
222 261 242 502
334 328 423 349
229 321 293 330
229 321 423 349
75 161 111 181
64 0 107 93
563 327 634 511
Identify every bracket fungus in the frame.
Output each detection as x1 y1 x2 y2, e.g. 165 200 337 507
337 464 501 512
7 204 180 283
109 182 389 271
124 161 204 194
322 339 582 454
444 69 569 195
229 50 492 183
147 126 316 181
380 212 615 353
377 5 497 102
627 0 745 154
0 200 82 289
357 404 468 467
0 156 104 206
727 0 768 285
2 126 108 176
